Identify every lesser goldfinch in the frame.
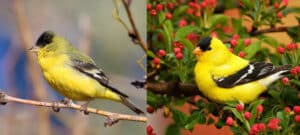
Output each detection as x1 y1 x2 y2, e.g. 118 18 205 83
193 37 290 103
29 31 143 114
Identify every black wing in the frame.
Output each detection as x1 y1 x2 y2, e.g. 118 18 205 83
214 62 287 88
72 59 128 98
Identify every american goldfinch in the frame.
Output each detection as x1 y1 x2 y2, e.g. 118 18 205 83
29 31 143 114
193 37 290 103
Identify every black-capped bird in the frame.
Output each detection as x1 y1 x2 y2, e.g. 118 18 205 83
193 37 291 103
30 31 144 114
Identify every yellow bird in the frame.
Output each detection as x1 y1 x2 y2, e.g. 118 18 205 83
193 37 290 103
30 31 143 114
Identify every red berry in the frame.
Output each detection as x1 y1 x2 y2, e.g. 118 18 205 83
267 118 280 131
244 38 251 46
277 47 285 54
165 12 172 20
244 112 251 120
230 39 238 47
284 107 291 113
186 33 198 41
147 125 153 133
210 32 218 37
156 4 164 11
258 123 265 131
290 68 298 75
153 57 160 65
233 34 239 40
178 19 187 27
150 9 157 16
236 104 244 112
295 115 300 122
286 43 297 50
228 48 234 53
157 49 166 57
295 66 300 72
277 12 283 18
166 2 174 10
274 2 280 9
257 105 264 114
186 8 194 15
175 52 183 60
201 1 207 7
238 51 245 58
281 77 289 85
251 124 260 134
225 116 234 126
194 11 201 17
173 47 181 54
293 106 300 114
282 0 288 6
146 3 152 10
147 106 154 113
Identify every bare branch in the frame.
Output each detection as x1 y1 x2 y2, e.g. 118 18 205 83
0 91 147 125
250 26 293 36
121 0 148 52
146 82 202 97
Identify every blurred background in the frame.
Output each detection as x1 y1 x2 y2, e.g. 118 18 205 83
0 0 146 135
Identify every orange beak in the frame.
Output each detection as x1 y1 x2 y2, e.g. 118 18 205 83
193 47 202 56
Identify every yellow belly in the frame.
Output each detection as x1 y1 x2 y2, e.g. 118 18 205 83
38 54 121 101
194 62 267 103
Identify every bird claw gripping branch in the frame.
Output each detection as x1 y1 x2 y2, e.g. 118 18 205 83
0 91 7 105
104 114 120 127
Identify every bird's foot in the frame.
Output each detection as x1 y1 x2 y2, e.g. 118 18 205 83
61 98 73 107
104 114 119 127
80 102 90 115
52 101 60 112
0 91 7 105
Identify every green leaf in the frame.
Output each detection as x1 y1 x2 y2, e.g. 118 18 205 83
248 99 264 125
147 50 156 58
290 79 300 87
172 109 188 127
215 118 225 129
158 12 166 24
244 41 261 59
184 112 202 130
207 117 215 125
282 8 300 15
211 14 228 28
173 5 189 17
257 35 279 47
165 124 180 135
147 91 164 108
240 0 253 9
175 26 197 41
232 18 242 33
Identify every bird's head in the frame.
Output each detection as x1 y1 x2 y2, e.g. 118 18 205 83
29 31 69 56
193 36 230 65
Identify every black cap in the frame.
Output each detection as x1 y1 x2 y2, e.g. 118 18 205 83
36 31 54 47
197 37 212 51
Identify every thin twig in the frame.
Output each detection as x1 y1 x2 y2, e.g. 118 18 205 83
146 81 202 97
250 26 293 36
0 91 147 125
121 0 148 52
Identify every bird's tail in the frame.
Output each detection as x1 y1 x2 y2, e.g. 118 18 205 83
120 96 144 114
275 64 292 75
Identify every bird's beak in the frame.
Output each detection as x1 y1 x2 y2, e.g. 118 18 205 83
193 47 202 56
28 46 38 53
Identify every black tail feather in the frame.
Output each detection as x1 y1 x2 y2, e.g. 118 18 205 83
120 96 144 115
